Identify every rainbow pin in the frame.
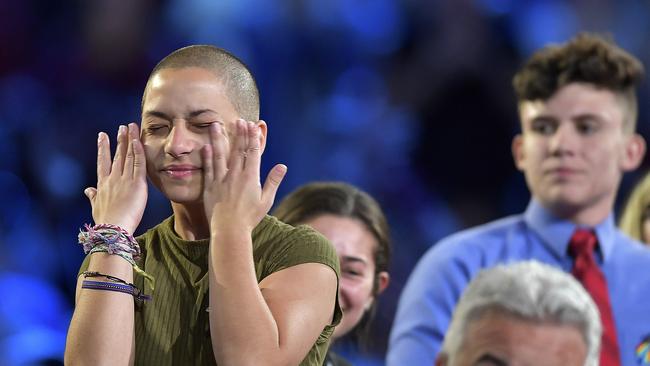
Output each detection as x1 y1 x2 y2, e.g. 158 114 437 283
637 337 650 364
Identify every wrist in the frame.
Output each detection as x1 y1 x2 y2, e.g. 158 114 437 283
210 226 252 244
94 220 136 236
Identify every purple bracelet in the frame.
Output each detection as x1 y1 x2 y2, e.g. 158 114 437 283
81 280 151 302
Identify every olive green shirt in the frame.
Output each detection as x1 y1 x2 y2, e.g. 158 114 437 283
78 215 342 365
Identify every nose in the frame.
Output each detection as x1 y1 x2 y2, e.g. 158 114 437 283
164 122 194 158
548 122 576 157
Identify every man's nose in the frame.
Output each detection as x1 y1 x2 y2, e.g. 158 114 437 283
549 123 576 156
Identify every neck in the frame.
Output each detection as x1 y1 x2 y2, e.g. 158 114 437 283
171 201 210 240
542 195 614 227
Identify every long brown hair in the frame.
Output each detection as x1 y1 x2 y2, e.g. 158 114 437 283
272 181 391 347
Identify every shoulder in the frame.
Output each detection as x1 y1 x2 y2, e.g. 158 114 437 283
253 215 339 277
421 214 525 266
405 215 527 295
253 215 333 256
612 230 650 263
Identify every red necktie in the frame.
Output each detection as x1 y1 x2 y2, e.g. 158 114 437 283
569 229 621 366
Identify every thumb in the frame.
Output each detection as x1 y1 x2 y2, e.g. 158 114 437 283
262 164 287 208
84 187 97 202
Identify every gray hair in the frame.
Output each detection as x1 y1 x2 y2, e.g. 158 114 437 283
441 260 601 366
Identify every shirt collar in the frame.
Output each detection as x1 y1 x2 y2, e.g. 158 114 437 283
523 199 616 262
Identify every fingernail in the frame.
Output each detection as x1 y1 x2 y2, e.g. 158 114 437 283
97 133 103 144
119 125 126 135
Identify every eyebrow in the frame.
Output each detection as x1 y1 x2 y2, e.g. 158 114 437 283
143 109 218 120
340 255 368 266
473 354 509 366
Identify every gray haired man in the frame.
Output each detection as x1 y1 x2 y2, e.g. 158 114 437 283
436 261 601 366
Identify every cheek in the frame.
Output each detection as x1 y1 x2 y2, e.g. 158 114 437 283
340 278 374 306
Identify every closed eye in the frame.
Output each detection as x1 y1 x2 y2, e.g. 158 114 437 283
145 124 170 134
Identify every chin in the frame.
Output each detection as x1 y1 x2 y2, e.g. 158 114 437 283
161 188 202 204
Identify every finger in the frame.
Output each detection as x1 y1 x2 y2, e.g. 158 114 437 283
201 143 214 184
244 121 262 181
111 125 128 176
97 132 111 183
124 125 135 177
261 164 287 210
131 124 146 180
84 187 97 201
209 122 228 181
230 119 248 172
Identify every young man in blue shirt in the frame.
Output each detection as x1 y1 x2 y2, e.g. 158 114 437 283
388 33 650 366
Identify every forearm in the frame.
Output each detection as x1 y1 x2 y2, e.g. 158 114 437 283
65 253 135 366
208 231 285 365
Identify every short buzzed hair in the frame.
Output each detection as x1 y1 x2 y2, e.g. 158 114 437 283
440 261 601 366
142 45 260 121
513 33 644 132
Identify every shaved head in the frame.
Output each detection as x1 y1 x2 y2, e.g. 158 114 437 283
142 45 260 121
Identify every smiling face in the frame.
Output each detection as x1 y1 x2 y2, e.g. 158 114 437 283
141 67 264 204
438 311 588 366
303 214 388 340
513 82 645 224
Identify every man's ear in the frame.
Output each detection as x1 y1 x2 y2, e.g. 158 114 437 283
621 133 646 172
257 120 268 154
512 134 525 172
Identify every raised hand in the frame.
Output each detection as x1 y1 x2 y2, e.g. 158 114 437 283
84 123 148 234
201 119 287 235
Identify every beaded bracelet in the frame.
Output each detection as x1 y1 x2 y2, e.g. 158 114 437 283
81 280 151 302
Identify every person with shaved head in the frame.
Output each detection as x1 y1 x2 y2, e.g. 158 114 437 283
65 45 341 366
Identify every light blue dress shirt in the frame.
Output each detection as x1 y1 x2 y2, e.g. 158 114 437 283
387 200 650 366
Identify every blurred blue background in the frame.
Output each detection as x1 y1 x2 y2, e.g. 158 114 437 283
2 0 650 364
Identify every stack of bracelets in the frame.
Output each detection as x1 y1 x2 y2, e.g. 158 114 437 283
78 223 153 303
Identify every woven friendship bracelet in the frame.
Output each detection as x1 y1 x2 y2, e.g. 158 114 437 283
78 223 141 260
78 223 155 291
82 280 151 302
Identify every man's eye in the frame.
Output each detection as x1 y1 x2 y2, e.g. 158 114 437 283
531 120 556 135
344 269 361 277
576 121 598 135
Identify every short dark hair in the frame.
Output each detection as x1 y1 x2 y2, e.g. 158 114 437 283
272 181 391 347
142 45 260 121
513 33 644 131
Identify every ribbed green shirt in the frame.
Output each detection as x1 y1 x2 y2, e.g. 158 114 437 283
78 215 342 365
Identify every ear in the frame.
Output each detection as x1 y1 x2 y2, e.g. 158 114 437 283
257 120 268 154
376 271 390 296
512 134 525 172
621 133 646 172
